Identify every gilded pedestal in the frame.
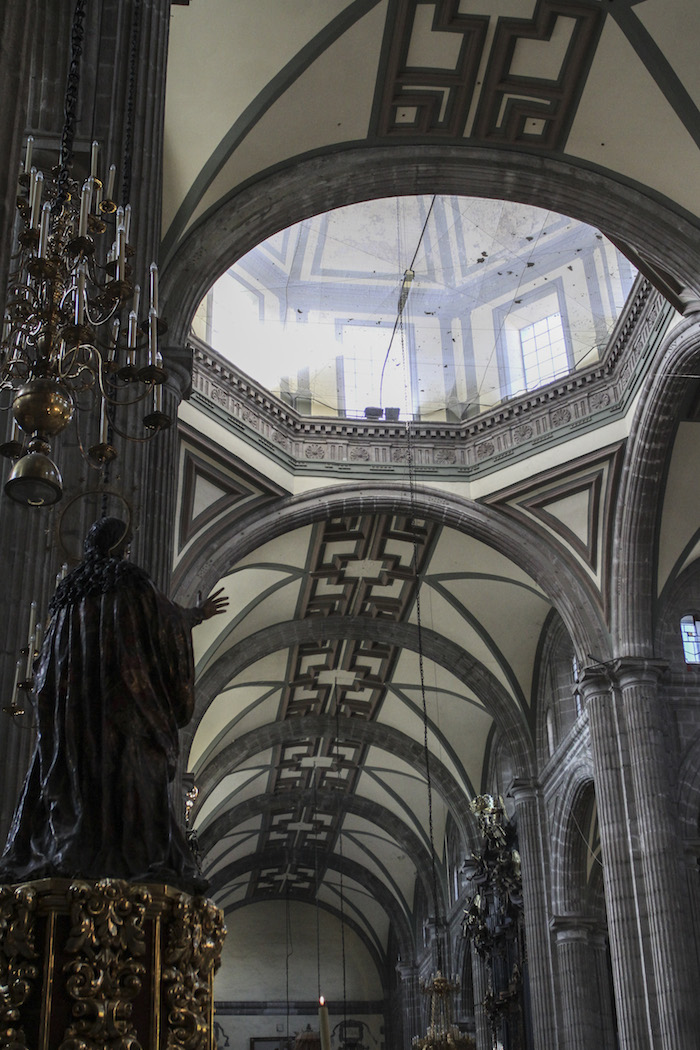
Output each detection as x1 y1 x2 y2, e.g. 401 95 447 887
0 878 225 1050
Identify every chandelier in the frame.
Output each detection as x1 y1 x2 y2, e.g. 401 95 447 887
412 971 473 1050
0 0 170 507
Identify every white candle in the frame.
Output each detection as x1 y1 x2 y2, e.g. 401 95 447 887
38 202 51 258
154 383 163 414
132 283 141 318
99 396 109 444
148 306 157 367
106 163 116 202
10 659 22 709
90 139 99 177
149 262 159 315
25 602 37 677
109 317 120 360
124 204 132 243
30 171 43 228
94 181 103 213
75 265 86 325
318 998 331 1050
128 309 138 350
24 136 34 174
78 180 91 238
116 226 126 283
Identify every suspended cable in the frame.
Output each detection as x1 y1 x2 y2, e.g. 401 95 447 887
285 884 293 1047
379 196 437 408
399 289 443 974
334 683 348 1038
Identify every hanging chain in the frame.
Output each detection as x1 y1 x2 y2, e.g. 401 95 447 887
121 0 142 208
334 686 348 1034
397 207 444 971
56 0 87 210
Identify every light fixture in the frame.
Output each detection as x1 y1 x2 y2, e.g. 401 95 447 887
0 0 170 507
412 971 465 1050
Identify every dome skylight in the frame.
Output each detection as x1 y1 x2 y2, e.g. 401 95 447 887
194 195 636 422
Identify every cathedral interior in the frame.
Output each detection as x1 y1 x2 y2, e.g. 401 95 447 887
1 2 700 1049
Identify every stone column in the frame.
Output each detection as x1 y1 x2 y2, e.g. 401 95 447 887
507 778 558 1050
551 916 613 1050
590 927 617 1050
470 942 491 1050
581 668 656 1049
615 658 700 1049
682 839 700 978
396 962 421 1050
0 0 182 842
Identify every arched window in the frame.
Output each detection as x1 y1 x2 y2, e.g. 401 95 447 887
680 615 700 663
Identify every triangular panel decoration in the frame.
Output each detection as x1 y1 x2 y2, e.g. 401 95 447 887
482 443 625 612
519 471 602 572
178 423 289 553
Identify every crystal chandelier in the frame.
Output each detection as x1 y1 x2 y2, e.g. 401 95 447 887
0 0 170 507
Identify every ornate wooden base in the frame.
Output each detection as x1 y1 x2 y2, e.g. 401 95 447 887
0 878 225 1050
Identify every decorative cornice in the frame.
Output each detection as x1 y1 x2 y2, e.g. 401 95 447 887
188 280 674 480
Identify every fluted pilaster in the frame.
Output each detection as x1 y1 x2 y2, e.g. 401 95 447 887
615 658 700 1048
507 778 558 1050
582 669 656 1049
552 917 614 1050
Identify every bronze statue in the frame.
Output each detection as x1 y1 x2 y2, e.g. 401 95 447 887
0 517 227 891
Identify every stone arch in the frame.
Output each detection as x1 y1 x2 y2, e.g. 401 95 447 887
550 765 600 919
174 484 610 667
192 712 480 848
185 615 533 792
534 611 579 767
612 316 700 656
160 143 700 351
209 845 414 963
221 893 390 990
196 788 449 919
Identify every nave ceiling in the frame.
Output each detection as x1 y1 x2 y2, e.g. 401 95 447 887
156 0 700 1001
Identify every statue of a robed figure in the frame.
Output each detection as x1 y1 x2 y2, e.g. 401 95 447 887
0 516 227 891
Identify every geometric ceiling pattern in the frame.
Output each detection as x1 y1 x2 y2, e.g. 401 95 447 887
183 504 560 962
160 0 700 1013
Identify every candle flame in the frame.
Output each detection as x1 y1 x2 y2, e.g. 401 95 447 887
319 996 325 1006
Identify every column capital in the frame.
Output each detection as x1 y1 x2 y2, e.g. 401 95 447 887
396 961 418 981
162 343 194 401
550 914 607 943
611 656 667 688
506 776 539 804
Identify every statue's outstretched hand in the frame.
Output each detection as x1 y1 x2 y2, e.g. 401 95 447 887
198 587 229 620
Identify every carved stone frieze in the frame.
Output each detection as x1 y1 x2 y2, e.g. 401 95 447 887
189 281 675 478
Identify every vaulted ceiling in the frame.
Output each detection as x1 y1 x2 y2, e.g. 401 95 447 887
161 0 700 996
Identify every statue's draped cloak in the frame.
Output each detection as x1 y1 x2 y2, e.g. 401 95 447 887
0 571 202 889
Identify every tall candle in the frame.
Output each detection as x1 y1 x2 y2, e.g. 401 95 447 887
149 262 159 315
318 997 331 1050
148 307 158 367
78 180 91 238
30 171 43 228
38 202 51 258
106 163 116 202
90 139 99 177
24 136 34 175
